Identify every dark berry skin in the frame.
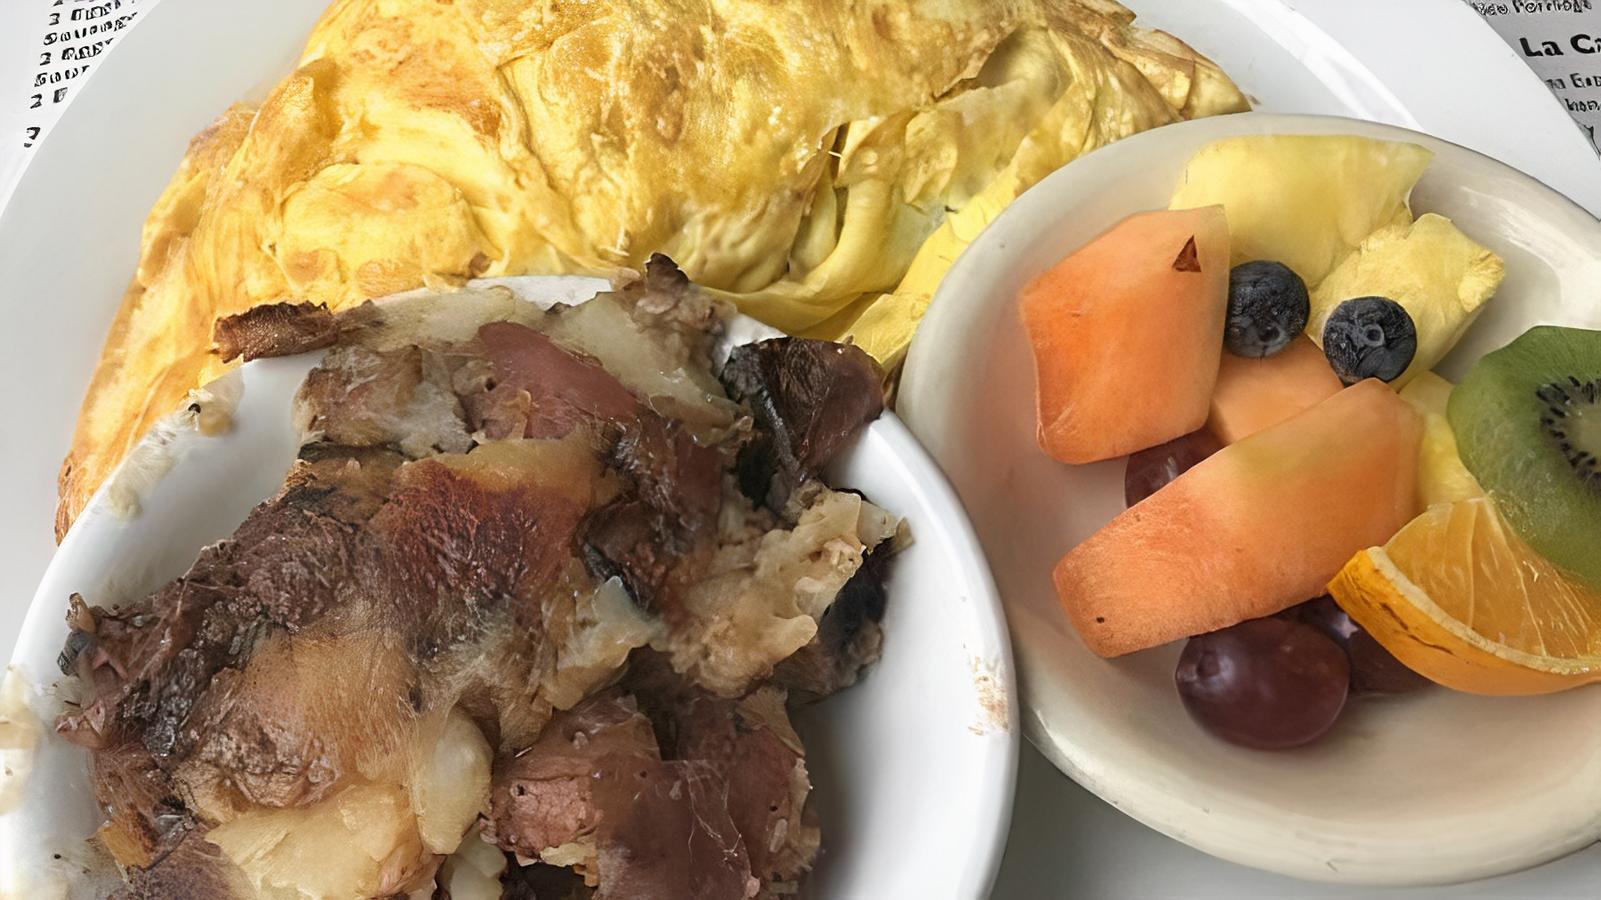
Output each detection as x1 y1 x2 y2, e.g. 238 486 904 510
1322 296 1418 385
1225 261 1310 358
1124 429 1222 507
1279 596 1431 695
1175 617 1350 750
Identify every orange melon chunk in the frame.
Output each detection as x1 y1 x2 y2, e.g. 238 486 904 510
1021 207 1229 464
1207 336 1342 444
1055 379 1422 657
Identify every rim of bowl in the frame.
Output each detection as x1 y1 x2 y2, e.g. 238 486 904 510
903 111 1601 885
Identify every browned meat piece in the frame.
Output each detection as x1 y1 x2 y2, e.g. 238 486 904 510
590 757 755 900
605 419 724 532
668 687 817 885
57 450 404 856
56 447 397 752
579 500 680 612
470 322 645 441
482 692 658 859
171 628 422 816
485 684 819 898
85 738 187 869
720 338 884 511
461 307 738 613
59 491 361 759
580 419 727 611
212 301 339 363
295 345 472 457
366 439 601 638
110 830 251 900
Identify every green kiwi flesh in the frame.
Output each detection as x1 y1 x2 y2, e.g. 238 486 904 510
1448 325 1601 589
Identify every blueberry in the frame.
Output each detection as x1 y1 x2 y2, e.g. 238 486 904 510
1225 261 1310 358
1321 297 1417 385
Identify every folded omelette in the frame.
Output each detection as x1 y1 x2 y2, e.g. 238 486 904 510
59 0 1246 534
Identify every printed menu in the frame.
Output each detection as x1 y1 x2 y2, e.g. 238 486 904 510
1467 0 1601 149
0 0 153 206
11 0 147 152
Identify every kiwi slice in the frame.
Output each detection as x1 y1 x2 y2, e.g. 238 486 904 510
1449 326 1601 588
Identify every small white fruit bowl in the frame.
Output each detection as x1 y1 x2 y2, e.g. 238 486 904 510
899 113 1601 885
0 277 1018 899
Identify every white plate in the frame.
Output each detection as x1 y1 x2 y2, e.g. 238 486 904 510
2 0 1599 667
0 276 1019 898
0 0 1598 896
899 112 1601 886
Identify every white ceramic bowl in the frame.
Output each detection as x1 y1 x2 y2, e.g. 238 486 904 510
0 277 1018 899
899 113 1601 885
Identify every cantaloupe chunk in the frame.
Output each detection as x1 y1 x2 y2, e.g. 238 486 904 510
1055 379 1422 657
1021 207 1229 464
1207 336 1342 444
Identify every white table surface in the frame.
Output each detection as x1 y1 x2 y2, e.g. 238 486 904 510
0 3 1597 898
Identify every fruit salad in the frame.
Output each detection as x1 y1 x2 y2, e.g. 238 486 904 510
1022 134 1601 750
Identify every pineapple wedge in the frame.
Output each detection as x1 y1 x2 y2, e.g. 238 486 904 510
1399 371 1486 509
1311 213 1505 388
1170 134 1433 285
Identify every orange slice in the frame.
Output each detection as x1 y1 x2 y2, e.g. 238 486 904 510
1328 497 1601 695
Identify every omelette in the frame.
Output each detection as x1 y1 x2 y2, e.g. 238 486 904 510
59 0 1246 534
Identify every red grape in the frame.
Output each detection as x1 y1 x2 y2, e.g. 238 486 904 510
1281 596 1431 695
1124 429 1223 507
1346 631 1433 694
1175 617 1349 750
